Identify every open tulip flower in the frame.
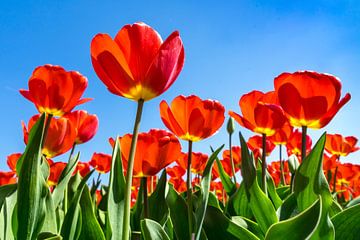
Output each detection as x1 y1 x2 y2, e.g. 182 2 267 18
22 115 77 158
91 22 185 101
176 152 208 175
274 71 351 129
222 146 241 168
48 162 67 186
74 161 91 177
269 121 293 145
286 129 312 159
89 152 112 174
0 171 17 186
229 90 286 136
160 95 225 142
325 134 359 158
267 160 291 186
20 65 91 116
7 153 22 172
64 110 99 144
247 135 276 159
116 129 181 177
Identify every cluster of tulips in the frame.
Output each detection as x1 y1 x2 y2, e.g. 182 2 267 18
0 22 359 240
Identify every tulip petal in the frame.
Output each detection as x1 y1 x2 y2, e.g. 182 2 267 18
228 110 256 132
317 93 351 128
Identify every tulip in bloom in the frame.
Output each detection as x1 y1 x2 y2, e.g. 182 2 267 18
176 152 208 174
22 115 77 158
20 65 91 116
115 129 181 177
7 153 22 172
48 162 67 186
64 110 99 144
269 121 293 145
325 134 359 157
274 71 351 129
74 161 91 177
267 161 291 186
89 153 112 174
160 95 225 142
229 90 286 136
0 171 16 186
222 146 241 168
247 135 276 158
286 129 312 158
91 22 185 101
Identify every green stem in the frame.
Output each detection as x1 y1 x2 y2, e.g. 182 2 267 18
229 133 237 184
41 113 53 148
301 126 307 161
279 145 286 185
63 142 76 214
261 134 268 195
332 156 340 194
122 99 144 240
186 140 194 240
142 177 149 218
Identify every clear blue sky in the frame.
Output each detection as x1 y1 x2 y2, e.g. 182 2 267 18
1 0 359 172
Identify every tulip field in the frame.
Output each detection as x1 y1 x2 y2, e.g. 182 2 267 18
1 22 360 240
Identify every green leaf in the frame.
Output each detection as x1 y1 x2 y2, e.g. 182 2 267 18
52 152 80 208
130 180 143 232
37 232 62 240
203 206 259 240
141 218 170 240
0 189 17 240
239 132 278 234
41 187 57 233
345 195 360 208
277 193 297 221
331 203 360 240
266 172 282 209
232 216 264 240
165 184 189 240
0 184 17 210
60 169 94 239
16 113 46 240
265 198 321 240
148 170 168 224
293 132 335 240
195 145 224 240
225 182 253 218
276 186 290 200
214 156 236 196
78 185 106 239
106 137 126 240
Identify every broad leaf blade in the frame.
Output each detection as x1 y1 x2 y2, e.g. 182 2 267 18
141 218 170 240
331 203 360 240
148 170 168 224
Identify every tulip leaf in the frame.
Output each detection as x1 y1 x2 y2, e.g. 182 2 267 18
106 137 126 240
130 179 143 232
265 198 321 240
331 203 360 240
203 206 259 240
148 170 168 224
60 169 94 239
277 193 297 221
0 184 17 210
16 113 46 240
232 216 264 240
276 186 290 200
79 185 106 239
141 218 170 240
239 132 278 234
0 190 17 240
225 182 253 218
41 187 57 233
346 195 360 208
214 156 236 196
266 172 282 209
37 232 62 240
293 132 335 240
195 144 224 240
52 152 80 208
165 184 190 240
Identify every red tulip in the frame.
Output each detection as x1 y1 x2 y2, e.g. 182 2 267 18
229 91 286 136
267 161 291 186
176 152 208 174
286 129 312 158
247 135 276 158
91 22 184 101
160 95 225 142
74 162 91 177
48 162 67 186
20 65 91 116
115 129 181 177
64 110 99 144
325 134 359 157
22 115 77 158
89 153 112 174
274 71 351 129
222 146 241 168
0 171 16 186
269 121 293 145
167 165 186 179
7 153 22 172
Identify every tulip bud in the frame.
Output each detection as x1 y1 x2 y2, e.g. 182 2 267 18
227 117 235 135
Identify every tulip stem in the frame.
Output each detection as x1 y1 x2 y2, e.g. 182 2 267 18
142 177 149 218
279 145 286 185
122 99 144 240
186 140 194 239
301 126 307 161
261 134 267 195
229 133 237 184
42 113 53 148
332 157 339 194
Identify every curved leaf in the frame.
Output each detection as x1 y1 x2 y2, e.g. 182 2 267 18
141 218 170 240
148 170 168 224
331 203 360 240
226 183 253 218
214 156 236 196
265 198 321 240
195 145 224 240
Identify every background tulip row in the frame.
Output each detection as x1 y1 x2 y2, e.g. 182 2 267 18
0 22 359 240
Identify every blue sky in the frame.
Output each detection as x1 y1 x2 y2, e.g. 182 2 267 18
1 0 359 172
